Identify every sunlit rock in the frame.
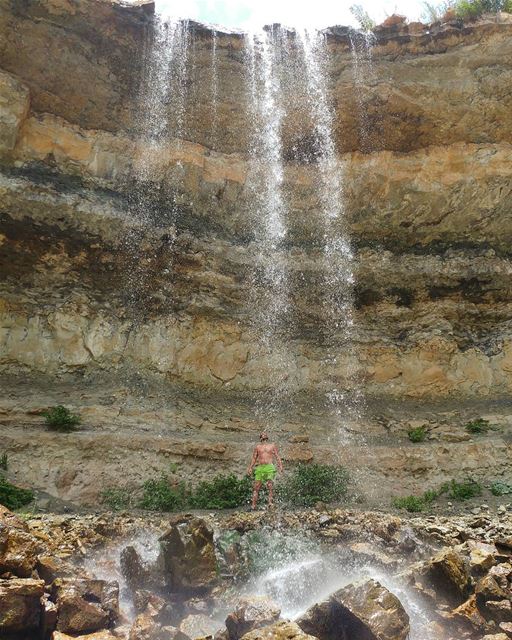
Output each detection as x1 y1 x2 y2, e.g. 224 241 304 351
0 578 44 634
297 578 409 640
240 621 319 640
53 578 119 635
159 517 218 592
225 597 281 640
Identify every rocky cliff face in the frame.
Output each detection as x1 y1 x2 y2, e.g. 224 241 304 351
0 0 511 502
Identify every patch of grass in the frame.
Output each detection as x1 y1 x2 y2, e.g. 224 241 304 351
101 487 133 511
279 463 349 508
138 476 189 512
490 481 512 496
0 476 34 510
0 453 7 471
465 418 491 434
43 405 81 432
408 425 429 443
443 478 483 501
190 473 252 510
423 0 512 22
392 495 426 512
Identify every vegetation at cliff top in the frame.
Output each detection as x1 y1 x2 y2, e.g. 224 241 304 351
43 405 81 432
423 0 512 21
0 475 34 511
102 463 350 512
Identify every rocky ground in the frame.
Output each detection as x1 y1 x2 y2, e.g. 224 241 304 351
2 502 512 639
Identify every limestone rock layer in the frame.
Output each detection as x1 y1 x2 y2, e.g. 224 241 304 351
1 0 511 500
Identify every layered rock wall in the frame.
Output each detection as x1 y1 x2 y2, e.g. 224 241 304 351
1 0 512 501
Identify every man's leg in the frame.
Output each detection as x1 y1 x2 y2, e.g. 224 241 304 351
251 481 262 509
266 480 274 507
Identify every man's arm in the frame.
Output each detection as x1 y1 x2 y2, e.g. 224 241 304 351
247 447 258 475
273 445 283 473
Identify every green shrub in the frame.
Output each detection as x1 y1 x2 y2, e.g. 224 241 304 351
446 478 482 501
465 418 491 434
0 453 7 471
0 476 34 510
101 487 133 511
392 495 426 512
424 0 512 21
408 425 428 443
490 481 512 496
190 473 252 509
279 463 349 507
43 405 81 432
139 476 189 511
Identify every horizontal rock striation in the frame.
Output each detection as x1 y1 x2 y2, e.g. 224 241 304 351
1 0 512 500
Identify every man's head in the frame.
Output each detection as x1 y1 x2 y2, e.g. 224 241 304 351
259 431 269 442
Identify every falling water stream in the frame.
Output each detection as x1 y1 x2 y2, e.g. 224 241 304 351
112 8 439 639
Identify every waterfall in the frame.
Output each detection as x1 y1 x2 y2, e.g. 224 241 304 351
245 27 292 420
209 29 219 148
298 30 363 442
349 30 376 152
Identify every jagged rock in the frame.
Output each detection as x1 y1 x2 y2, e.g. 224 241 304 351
475 574 508 611
0 578 44 633
128 611 178 640
349 542 397 568
481 635 509 640
452 595 487 631
240 621 318 640
159 517 217 591
486 600 512 624
42 592 59 638
297 578 409 640
0 71 30 154
500 621 512 637
53 578 119 634
37 554 76 584
489 564 512 590
226 597 281 640
426 548 471 604
468 541 498 573
121 545 150 591
177 614 219 640
0 521 41 577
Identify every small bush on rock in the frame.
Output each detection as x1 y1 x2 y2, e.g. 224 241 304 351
190 473 252 509
465 417 491 434
0 476 34 510
408 425 428 443
139 476 189 511
279 463 349 507
444 478 482 500
490 481 512 496
101 487 133 511
43 405 81 432
392 495 426 512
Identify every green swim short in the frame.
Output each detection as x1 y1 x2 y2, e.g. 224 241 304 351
254 463 276 482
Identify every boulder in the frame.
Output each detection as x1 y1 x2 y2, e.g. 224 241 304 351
159 517 217 591
129 611 178 640
486 600 512 624
297 578 409 640
0 522 41 577
240 621 318 640
426 548 471 604
53 578 119 635
42 592 59 638
226 597 281 640
0 577 44 633
468 541 498 573
476 574 508 610
121 545 150 591
37 554 76 584
177 614 219 640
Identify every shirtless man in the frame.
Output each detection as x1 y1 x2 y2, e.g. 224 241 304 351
247 431 283 510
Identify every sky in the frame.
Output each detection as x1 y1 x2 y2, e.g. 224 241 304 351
153 0 428 30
